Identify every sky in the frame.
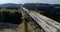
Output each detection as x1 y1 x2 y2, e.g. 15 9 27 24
0 0 59 4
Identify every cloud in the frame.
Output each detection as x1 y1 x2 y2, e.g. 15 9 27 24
0 0 59 4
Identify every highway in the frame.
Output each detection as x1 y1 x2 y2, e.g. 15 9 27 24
30 12 57 32
32 11 60 30
21 6 60 32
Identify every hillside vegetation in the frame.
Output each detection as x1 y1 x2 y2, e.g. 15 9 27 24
0 10 22 24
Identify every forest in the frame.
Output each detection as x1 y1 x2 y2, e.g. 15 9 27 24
0 11 22 24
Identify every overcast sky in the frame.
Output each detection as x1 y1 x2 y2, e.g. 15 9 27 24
0 0 59 4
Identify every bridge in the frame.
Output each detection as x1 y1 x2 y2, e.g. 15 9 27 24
20 6 60 32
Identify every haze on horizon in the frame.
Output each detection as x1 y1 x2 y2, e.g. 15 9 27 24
0 0 60 4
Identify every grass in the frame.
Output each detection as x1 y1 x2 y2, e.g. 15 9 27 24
0 9 18 13
24 18 29 32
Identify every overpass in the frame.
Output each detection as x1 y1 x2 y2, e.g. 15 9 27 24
20 6 60 32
